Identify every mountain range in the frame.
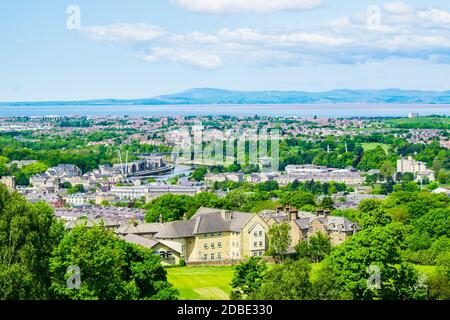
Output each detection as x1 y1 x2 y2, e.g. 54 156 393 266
2 88 450 106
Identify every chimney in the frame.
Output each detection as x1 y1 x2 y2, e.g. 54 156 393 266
159 213 164 223
323 209 330 217
183 213 188 221
284 205 290 213
316 208 324 216
276 205 283 214
289 208 298 221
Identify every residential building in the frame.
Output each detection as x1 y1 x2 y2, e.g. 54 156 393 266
117 207 270 265
397 156 435 181
0 176 16 191
259 206 360 247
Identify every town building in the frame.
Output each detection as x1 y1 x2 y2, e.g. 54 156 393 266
259 206 360 247
397 156 435 181
0 176 16 192
116 207 270 265
110 184 205 201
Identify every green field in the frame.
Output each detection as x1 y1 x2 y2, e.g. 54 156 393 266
361 143 390 153
384 117 450 129
166 263 437 300
413 264 436 277
166 266 235 300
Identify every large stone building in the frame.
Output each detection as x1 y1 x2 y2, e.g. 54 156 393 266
110 184 205 201
0 176 16 192
116 207 270 265
397 156 435 181
259 206 360 247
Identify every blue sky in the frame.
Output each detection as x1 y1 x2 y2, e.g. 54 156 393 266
1 0 450 101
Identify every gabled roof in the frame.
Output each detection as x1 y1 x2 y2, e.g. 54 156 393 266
154 207 254 238
122 234 159 249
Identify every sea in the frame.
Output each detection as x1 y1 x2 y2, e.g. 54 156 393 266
0 104 449 118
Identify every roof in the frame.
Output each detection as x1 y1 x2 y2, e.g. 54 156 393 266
121 234 159 249
65 218 121 229
155 207 254 238
155 220 197 238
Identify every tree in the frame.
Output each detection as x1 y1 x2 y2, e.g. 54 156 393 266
313 223 427 300
145 194 195 222
191 167 208 181
380 160 395 180
249 259 312 300
230 257 267 299
432 158 442 179
68 184 85 194
0 185 64 299
49 224 178 300
267 223 291 263
295 233 332 263
427 252 450 300
320 197 334 210
437 169 450 184
280 191 316 210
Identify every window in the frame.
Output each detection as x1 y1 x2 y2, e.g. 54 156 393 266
181 245 185 252
203 234 208 238
253 231 258 237
211 243 215 249
211 253 215 260
259 251 263 256
259 231 263 236
253 252 257 256
204 243 208 249
259 241 263 247
217 232 222 237
218 242 222 248
211 233 215 237
232 252 235 257
254 242 257 247
218 252 222 259
203 254 207 261
231 241 235 247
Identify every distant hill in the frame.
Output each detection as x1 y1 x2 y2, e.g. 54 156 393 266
2 88 450 106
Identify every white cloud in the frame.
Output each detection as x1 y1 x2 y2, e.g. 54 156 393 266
138 47 223 70
170 0 322 14
418 8 450 26
383 1 415 15
82 23 165 42
79 4 450 69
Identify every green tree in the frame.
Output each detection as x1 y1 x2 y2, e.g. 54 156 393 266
313 223 427 300
0 185 64 299
280 191 316 210
191 167 208 181
295 233 332 263
249 259 312 300
320 197 334 210
267 223 291 263
427 252 450 300
49 224 178 300
230 257 267 299
380 160 395 180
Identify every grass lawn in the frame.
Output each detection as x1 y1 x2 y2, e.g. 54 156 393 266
361 142 390 153
384 117 450 129
166 266 235 300
166 263 437 300
413 264 436 277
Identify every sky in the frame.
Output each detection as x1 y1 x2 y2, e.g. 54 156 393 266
1 0 450 101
